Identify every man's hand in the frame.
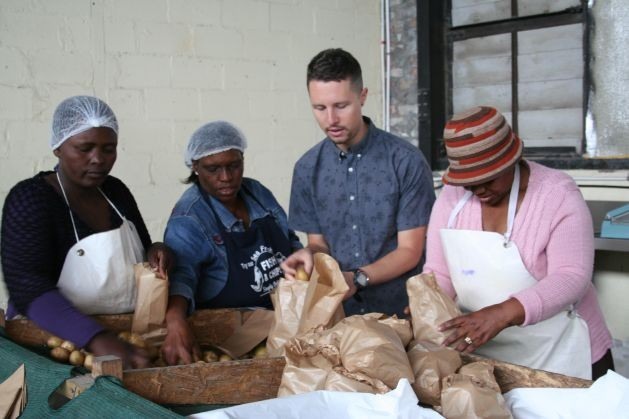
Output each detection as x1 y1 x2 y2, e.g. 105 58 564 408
280 248 314 280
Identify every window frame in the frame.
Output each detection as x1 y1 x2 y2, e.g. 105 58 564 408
417 0 629 171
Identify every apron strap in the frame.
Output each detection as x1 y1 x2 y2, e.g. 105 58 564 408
504 163 520 245
56 171 125 244
446 163 521 246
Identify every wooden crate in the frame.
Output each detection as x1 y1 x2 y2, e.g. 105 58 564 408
4 309 592 405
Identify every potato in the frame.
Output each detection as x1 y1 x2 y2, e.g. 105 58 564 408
128 333 147 348
69 350 85 366
47 336 62 349
218 354 232 362
118 331 131 342
60 340 76 352
253 345 268 359
51 347 70 362
83 353 94 370
203 350 219 363
295 267 310 281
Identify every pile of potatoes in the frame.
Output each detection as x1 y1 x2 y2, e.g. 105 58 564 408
47 336 94 370
47 331 269 369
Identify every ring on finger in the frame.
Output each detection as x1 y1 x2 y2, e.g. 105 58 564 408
464 336 473 345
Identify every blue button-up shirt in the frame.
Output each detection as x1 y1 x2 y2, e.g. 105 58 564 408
288 118 435 316
165 178 301 313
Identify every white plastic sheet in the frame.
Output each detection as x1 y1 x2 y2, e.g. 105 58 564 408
504 371 629 419
188 379 444 419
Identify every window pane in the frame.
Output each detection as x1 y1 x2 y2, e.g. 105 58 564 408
452 0 510 26
518 0 581 18
517 24 583 151
452 34 512 114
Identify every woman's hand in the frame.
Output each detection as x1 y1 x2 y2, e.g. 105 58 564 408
161 316 201 365
161 295 201 365
87 331 151 370
146 242 175 277
280 248 314 280
439 298 525 353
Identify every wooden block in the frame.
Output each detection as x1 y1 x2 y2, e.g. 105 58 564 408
92 355 123 380
60 374 95 399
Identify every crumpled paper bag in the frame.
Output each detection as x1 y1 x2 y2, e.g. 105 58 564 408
339 315 415 389
278 314 413 397
407 340 462 406
0 364 26 419
267 253 348 357
441 362 512 419
407 272 461 345
131 262 168 334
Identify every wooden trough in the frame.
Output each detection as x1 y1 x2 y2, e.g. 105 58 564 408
4 308 592 405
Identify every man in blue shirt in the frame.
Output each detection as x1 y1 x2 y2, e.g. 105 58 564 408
281 48 435 317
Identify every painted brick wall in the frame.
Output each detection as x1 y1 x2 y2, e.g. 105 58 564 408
0 0 382 308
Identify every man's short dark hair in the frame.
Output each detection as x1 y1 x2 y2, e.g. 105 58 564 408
306 48 363 91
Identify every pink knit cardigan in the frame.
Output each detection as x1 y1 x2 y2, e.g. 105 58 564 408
424 161 612 362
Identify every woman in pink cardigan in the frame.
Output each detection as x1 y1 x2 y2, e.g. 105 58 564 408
424 106 613 380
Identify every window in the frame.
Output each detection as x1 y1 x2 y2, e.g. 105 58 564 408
417 0 629 170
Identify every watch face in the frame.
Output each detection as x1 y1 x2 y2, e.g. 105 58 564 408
355 271 368 287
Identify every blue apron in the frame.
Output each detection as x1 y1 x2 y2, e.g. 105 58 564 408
200 185 292 309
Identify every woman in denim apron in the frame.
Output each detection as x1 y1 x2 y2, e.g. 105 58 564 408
162 121 301 365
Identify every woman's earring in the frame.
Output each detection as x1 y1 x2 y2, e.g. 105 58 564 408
194 171 199 175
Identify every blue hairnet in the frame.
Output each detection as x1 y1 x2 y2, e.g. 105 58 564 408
185 121 247 168
50 96 118 150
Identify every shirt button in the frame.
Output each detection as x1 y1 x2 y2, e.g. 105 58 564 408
349 195 355 201
348 167 354 173
355 252 359 257
357 154 362 158
352 225 357 230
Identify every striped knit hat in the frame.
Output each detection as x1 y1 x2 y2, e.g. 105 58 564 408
442 106 523 186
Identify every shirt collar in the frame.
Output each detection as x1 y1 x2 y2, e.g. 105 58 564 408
331 116 375 160
201 184 268 230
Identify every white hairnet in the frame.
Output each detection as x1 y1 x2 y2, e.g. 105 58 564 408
50 95 118 150
185 121 247 168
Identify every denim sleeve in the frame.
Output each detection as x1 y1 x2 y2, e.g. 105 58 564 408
288 161 321 234
396 153 436 230
164 215 213 314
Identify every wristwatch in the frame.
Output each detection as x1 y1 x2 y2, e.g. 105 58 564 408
353 269 370 290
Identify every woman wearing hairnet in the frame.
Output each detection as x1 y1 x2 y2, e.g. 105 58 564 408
161 121 301 365
1 95 174 369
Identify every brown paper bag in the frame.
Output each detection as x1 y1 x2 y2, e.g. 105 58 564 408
339 315 414 389
407 272 461 345
459 361 502 393
0 364 26 419
267 253 348 357
277 327 341 397
131 263 168 334
441 372 512 419
267 278 310 357
407 340 462 406
214 309 274 358
325 367 387 393
298 253 348 333
362 312 413 347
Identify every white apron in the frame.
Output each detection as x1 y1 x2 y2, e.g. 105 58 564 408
55 172 144 314
440 165 592 379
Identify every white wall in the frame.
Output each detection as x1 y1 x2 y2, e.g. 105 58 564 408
0 0 383 309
